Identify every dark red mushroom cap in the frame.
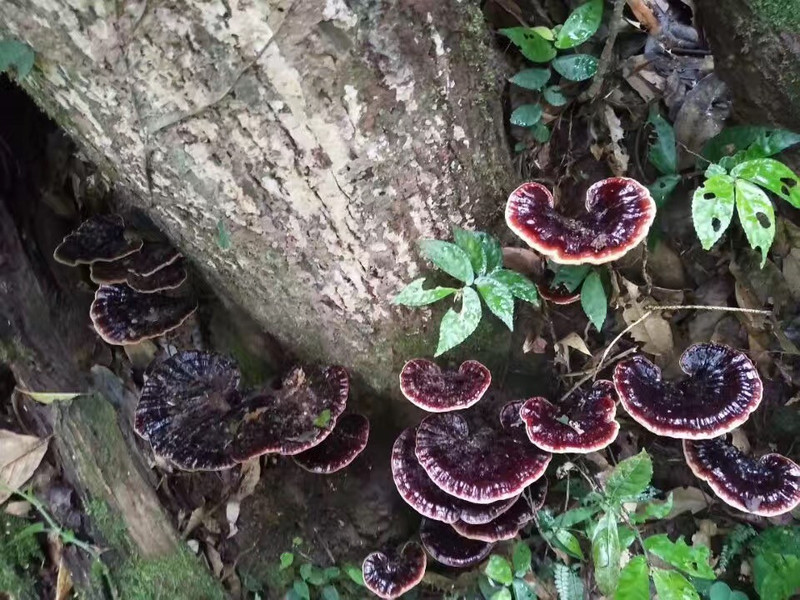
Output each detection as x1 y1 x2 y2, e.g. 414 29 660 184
520 381 620 453
126 243 182 277
362 542 426 600
399 359 491 412
614 343 763 439
126 260 187 293
451 491 538 542
684 437 800 517
537 282 581 305
232 365 349 460
420 518 494 568
90 259 130 285
415 413 551 504
505 178 656 265
53 215 143 266
90 284 198 345
293 413 369 474
134 350 243 470
391 428 520 524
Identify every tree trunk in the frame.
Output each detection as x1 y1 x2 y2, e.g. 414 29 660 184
0 0 514 393
697 0 800 131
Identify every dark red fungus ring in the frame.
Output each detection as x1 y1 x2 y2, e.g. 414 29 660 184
53 214 143 266
127 260 187 293
614 343 763 439
505 178 656 265
399 359 491 412
362 542 426 600
293 413 369 474
537 282 581 305
684 437 800 517
420 519 494 568
520 380 620 453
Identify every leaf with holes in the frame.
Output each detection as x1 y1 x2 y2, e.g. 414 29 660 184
476 276 515 330
735 179 775 267
651 569 700 600
453 228 488 275
580 270 606 331
435 287 482 356
511 104 543 127
488 270 540 307
648 108 677 175
648 175 680 207
644 535 715 579
555 0 603 49
392 278 459 306
614 556 649 600
510 68 551 91
543 85 568 107
732 158 800 209
552 54 598 81
692 175 735 249
500 28 557 63
592 511 621 596
419 240 474 285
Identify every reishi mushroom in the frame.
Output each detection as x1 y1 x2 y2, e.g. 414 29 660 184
293 413 370 474
451 480 546 542
362 542 427 600
53 214 143 266
126 260 187 293
683 437 800 517
399 359 491 412
614 343 763 439
419 518 494 568
505 178 656 265
519 380 620 453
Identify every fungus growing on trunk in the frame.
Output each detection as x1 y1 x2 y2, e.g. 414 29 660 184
126 260 187 293
362 543 426 599
415 413 551 504
684 437 800 517
53 215 143 266
614 343 762 439
293 413 369 474
419 518 494 568
505 178 656 264
126 243 182 276
519 381 620 453
399 359 491 412
90 284 197 345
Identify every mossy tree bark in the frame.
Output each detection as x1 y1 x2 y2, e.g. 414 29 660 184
0 0 514 393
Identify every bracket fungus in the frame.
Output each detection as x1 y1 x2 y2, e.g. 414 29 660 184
451 489 540 542
399 359 491 412
415 413 551 504
362 542 426 600
684 437 800 517
537 281 581 305
126 243 182 276
293 413 369 474
90 284 198 345
126 260 187 293
614 343 763 439
505 178 656 265
519 381 620 453
419 518 494 568
53 215 143 266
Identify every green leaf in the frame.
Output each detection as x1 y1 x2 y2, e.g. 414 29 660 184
735 179 775 267
435 287 482 356
216 219 232 250
0 40 35 79
554 529 586 560
580 270 606 331
500 28 557 63
302 565 327 586
647 108 678 175
512 541 532 576
706 163 728 178
313 409 332 428
476 276 515 330
731 158 800 208
15 389 82 404
490 589 513 600
651 569 699 600
648 174 680 207
592 511 622 596
489 270 540 307
692 174 736 249
279 552 294 570
614 556 649 600
511 104 544 127
322 567 340 582
631 492 673 524
555 0 603 49
702 126 800 163
551 264 591 292
293 579 311 600
485 555 514 586
543 85 568 107
532 122 552 143
476 232 504 273
510 68 551 90
552 54 598 81
512 579 537 600
419 240 474 284
605 450 653 504
532 26 555 40
709 581 733 600
321 585 340 600
643 534 715 579
343 564 364 586
392 277 459 306
554 564 584 600
453 228 488 275
554 506 599 528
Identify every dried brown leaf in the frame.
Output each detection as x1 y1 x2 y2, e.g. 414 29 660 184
666 486 712 518
0 430 49 503
622 304 675 356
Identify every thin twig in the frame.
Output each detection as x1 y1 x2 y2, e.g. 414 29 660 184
583 0 627 101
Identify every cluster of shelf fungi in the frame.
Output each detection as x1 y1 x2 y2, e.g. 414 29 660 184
52 179 800 600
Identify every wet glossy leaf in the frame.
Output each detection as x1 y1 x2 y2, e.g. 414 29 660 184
556 0 603 49
732 158 800 208
510 68 551 90
511 104 543 127
453 228 488 275
692 174 735 249
644 534 715 579
702 126 800 163
605 450 652 504
592 511 621 596
648 175 680 207
392 278 459 306
651 569 699 600
419 240 474 284
551 264 591 292
435 287 482 356
552 54 598 81
532 122 552 143
631 492 674 523
485 555 514 586
0 40 35 79
476 276 515 330
512 541 532 575
512 579 537 600
735 179 775 267
648 108 677 175
614 556 649 600
543 85 568 106
279 552 294 570
500 27 557 63
488 270 540 307
580 270 606 331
